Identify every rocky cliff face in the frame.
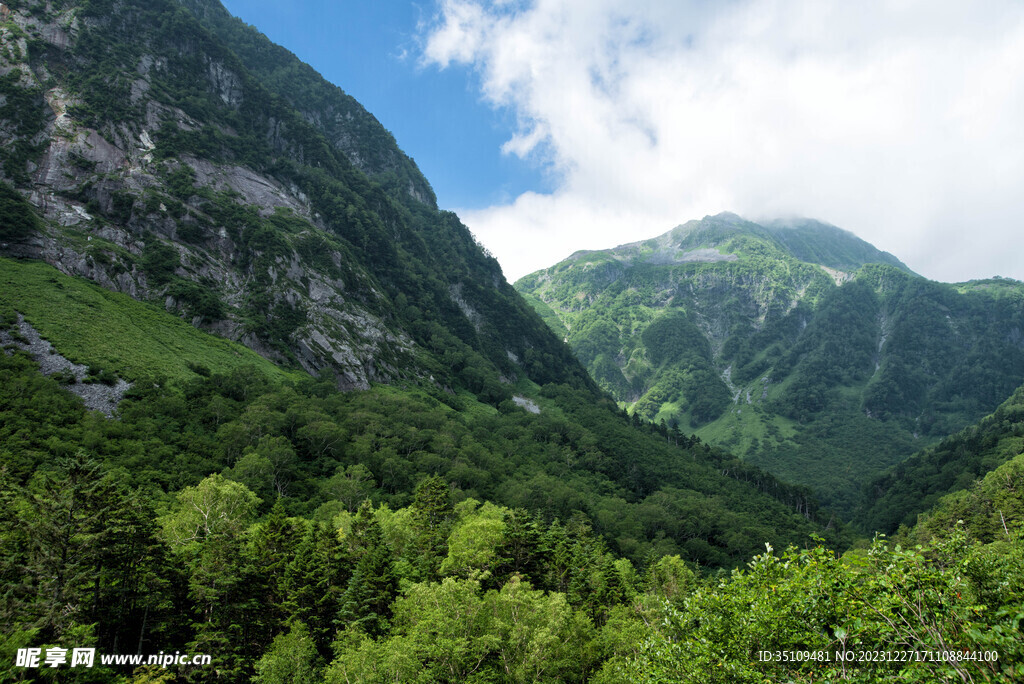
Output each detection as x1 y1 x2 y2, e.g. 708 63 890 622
0 0 590 396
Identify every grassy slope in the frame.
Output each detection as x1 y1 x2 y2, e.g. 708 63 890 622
0 257 297 383
517 291 569 341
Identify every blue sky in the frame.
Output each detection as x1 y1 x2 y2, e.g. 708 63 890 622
219 0 549 211
220 1 1024 284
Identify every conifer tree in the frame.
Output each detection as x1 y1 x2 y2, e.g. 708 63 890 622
282 521 347 655
337 503 398 638
88 484 176 654
410 475 453 580
492 508 543 587
253 498 302 628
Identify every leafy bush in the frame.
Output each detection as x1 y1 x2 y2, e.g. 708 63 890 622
83 365 118 385
169 279 225 322
615 530 1023 683
165 165 197 200
140 240 180 286
52 368 77 384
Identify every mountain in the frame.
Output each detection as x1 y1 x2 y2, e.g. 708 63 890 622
762 217 911 273
516 212 1024 516
0 0 589 398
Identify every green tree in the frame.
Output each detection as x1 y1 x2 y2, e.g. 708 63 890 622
254 620 321 684
251 499 302 634
410 474 453 580
338 503 398 638
322 463 374 513
0 181 41 240
439 500 507 579
159 474 261 680
282 521 347 654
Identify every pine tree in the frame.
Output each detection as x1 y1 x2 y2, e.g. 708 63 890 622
492 508 542 587
88 485 175 654
282 521 348 655
410 475 453 580
252 498 302 632
337 504 397 638
538 519 574 594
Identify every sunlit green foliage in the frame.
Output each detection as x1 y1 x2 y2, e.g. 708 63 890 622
905 450 1024 546
611 530 1023 683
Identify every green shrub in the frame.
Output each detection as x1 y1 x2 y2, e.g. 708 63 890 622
0 181 41 240
52 368 78 385
140 240 180 286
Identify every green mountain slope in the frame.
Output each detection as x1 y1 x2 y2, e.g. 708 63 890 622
0 0 589 400
175 0 435 209
764 217 912 273
0 256 296 383
516 213 1024 515
907 450 1024 544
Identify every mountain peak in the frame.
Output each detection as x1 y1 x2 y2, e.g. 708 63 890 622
548 214 913 276
704 210 745 223
0 0 590 396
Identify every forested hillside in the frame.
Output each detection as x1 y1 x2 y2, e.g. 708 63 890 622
4 282 1020 682
517 213 1024 514
0 259 835 562
0 261 845 679
859 380 1024 534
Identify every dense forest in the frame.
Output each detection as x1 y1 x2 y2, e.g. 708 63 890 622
859 381 1024 534
2 317 1021 681
0 261 837 567
1 347 1021 681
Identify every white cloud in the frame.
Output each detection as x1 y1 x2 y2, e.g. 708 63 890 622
422 0 1024 282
